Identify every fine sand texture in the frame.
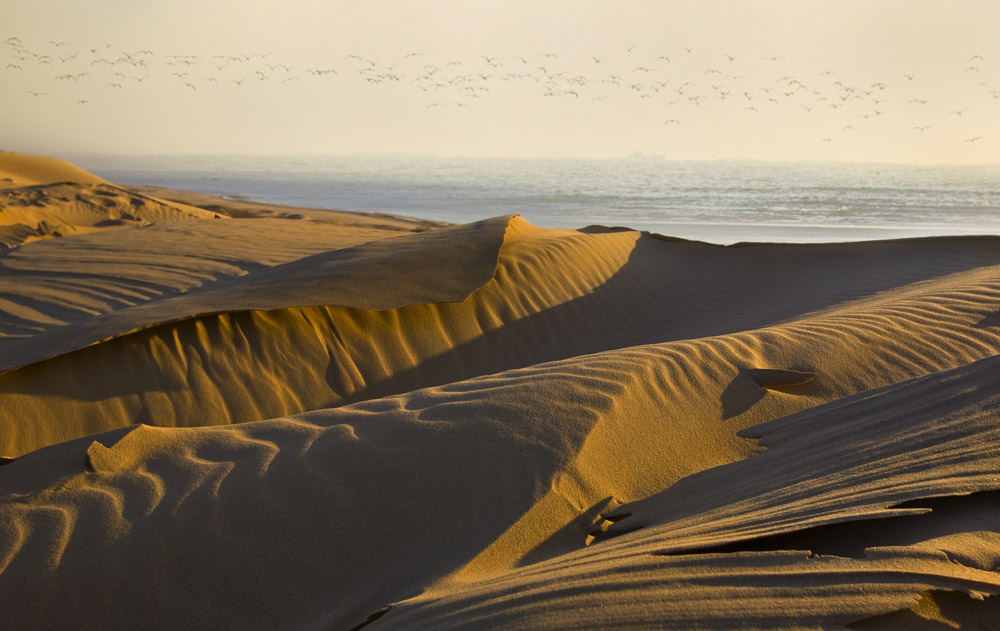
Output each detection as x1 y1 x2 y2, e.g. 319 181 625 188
1 152 1000 629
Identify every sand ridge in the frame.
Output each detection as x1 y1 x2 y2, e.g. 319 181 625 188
0 152 230 249
1 152 999 629
0 214 514 375
0 151 110 188
2 217 999 458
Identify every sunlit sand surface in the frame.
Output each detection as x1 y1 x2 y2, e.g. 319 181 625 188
2 152 999 629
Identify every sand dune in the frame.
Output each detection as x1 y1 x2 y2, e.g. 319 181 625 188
1 152 999 629
0 215 510 372
0 151 110 188
0 151 223 249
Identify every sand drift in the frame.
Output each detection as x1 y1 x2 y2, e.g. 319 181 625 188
1 152 999 629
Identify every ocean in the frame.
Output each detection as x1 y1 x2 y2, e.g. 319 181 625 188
73 154 1000 244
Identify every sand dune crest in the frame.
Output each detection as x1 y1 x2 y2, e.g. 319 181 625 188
0 151 110 188
1 154 1000 629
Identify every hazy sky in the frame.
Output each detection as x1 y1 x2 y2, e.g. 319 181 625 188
3 1 999 162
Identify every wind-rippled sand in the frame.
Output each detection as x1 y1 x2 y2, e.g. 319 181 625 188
2 151 999 630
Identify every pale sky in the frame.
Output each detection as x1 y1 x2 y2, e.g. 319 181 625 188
3 0 999 163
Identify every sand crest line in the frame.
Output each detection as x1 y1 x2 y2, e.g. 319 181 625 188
0 214 514 375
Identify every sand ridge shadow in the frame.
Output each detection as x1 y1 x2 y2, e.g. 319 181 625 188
720 367 816 420
327 232 996 414
974 307 1000 328
846 591 1000 630
655 489 1000 559
515 496 618 567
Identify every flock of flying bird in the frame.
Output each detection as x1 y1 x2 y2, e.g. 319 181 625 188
3 36 995 146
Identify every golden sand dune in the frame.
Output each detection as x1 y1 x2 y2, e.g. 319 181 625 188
0 215 510 372
0 151 110 188
0 182 220 248
381 355 1000 629
3 214 999 458
0 218 399 338
1 153 999 629
0 151 222 250
2 328 1000 629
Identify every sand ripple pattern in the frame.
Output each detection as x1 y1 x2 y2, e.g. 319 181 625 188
1 166 1000 628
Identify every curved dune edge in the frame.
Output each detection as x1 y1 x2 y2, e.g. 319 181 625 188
0 151 223 250
0 214 516 376
0 217 641 455
3 224 1000 457
0 151 110 188
2 153 1000 628
1 340 999 629
0 217 438 342
0 182 219 249
379 355 1000 630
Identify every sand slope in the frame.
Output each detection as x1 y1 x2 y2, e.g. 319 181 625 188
0 151 228 249
0 151 110 188
1 153 999 629
0 215 511 371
